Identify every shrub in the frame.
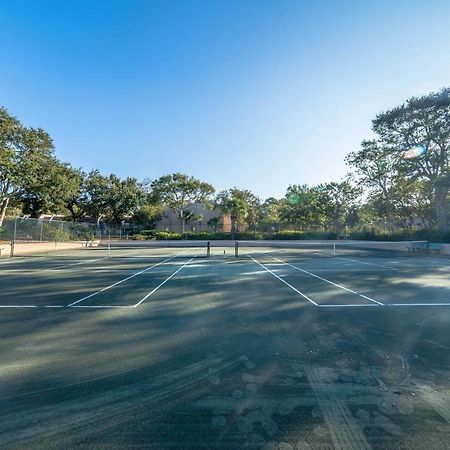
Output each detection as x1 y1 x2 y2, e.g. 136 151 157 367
185 231 231 240
154 231 182 240
274 230 338 240
132 234 147 240
139 229 157 238
347 229 450 243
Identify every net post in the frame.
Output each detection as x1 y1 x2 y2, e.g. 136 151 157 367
108 234 111 256
235 241 239 258
206 241 211 258
333 243 336 255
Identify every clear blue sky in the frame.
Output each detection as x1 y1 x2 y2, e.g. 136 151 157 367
2 0 450 199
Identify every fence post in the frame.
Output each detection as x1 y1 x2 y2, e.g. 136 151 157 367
10 216 18 257
39 219 44 242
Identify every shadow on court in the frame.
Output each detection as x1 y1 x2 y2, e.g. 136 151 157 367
1 256 450 448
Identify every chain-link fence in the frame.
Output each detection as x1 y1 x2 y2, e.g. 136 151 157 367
0 217 101 243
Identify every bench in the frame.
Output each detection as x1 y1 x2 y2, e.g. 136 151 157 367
407 242 442 255
407 242 428 254
427 243 442 254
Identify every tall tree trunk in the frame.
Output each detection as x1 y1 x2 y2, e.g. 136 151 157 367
0 197 10 227
434 182 449 231
230 213 237 240
381 188 394 233
179 210 186 237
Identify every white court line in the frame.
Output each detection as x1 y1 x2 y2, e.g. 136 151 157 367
67 254 184 307
0 305 39 308
0 258 33 266
0 305 62 308
335 256 398 270
134 257 195 307
265 254 384 306
389 303 450 307
43 259 101 272
0 260 13 265
71 305 135 308
247 255 319 306
319 304 380 308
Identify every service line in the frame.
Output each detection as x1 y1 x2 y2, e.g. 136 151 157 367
68 254 185 307
264 253 384 306
44 259 102 272
335 256 398 271
247 255 319 306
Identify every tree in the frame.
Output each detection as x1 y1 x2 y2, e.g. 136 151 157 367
150 173 214 234
318 181 361 234
0 107 54 225
64 169 89 222
390 178 434 228
19 160 82 218
345 140 399 231
260 197 282 224
279 185 324 230
207 216 220 231
85 171 145 225
372 87 450 230
215 188 261 237
133 204 164 229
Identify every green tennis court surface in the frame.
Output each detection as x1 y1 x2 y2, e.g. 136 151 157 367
1 241 450 448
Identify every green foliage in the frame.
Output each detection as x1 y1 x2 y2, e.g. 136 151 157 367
133 230 182 240
348 228 450 243
149 173 214 234
133 204 164 228
206 216 220 231
153 231 182 240
260 197 282 223
3 87 450 239
372 87 450 230
20 160 82 218
215 188 261 234
0 107 55 224
186 231 231 240
85 171 146 224
276 230 339 240
278 183 359 233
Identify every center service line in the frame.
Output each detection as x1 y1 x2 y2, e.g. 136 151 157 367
264 254 384 306
44 259 102 272
134 257 195 307
67 253 184 307
247 255 319 306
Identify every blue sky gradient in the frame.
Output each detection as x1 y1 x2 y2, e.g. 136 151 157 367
2 0 450 198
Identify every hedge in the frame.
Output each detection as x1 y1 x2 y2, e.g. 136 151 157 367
132 228 450 242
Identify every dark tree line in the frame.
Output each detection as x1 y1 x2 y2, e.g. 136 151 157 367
1 87 450 233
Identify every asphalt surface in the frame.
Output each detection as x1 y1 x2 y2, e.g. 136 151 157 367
1 246 450 449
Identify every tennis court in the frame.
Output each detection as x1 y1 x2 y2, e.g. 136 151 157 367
1 241 450 448
1 240 450 309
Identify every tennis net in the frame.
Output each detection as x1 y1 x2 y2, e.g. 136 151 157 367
234 240 435 259
6 240 213 259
